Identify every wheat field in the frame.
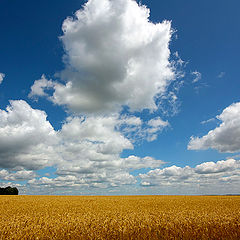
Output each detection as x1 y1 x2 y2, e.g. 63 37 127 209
0 195 240 239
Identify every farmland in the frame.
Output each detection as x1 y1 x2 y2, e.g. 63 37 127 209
0 195 240 239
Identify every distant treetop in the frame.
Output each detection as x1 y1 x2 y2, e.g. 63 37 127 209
0 186 19 195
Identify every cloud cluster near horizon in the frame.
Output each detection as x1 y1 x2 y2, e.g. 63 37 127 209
2 98 240 194
140 158 240 194
0 99 166 189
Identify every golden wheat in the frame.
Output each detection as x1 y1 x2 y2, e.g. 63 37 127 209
0 195 239 239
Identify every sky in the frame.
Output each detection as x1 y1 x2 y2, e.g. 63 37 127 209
0 0 240 195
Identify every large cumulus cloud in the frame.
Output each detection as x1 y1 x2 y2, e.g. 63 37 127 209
0 100 59 170
30 0 175 114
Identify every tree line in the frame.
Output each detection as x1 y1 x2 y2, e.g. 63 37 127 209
0 186 19 195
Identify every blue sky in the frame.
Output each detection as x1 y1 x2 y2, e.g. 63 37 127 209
0 0 240 195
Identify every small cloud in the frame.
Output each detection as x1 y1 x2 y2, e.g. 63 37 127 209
146 117 169 142
0 73 5 84
28 74 55 99
141 181 151 186
217 72 225 78
173 51 185 66
201 118 215 125
191 71 201 83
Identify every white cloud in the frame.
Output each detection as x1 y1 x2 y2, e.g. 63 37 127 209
119 115 142 126
59 115 133 155
146 117 169 141
28 172 136 190
195 159 237 174
28 74 55 98
0 73 5 84
3 100 239 194
121 155 164 170
0 100 59 170
148 117 169 128
191 71 201 83
157 79 184 117
119 116 169 142
173 51 185 67
200 118 215 125
139 159 240 194
30 0 175 114
0 101 164 189
188 102 240 152
53 116 164 188
0 169 37 181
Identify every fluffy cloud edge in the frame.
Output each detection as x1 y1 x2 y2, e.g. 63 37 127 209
0 73 5 84
139 158 240 194
188 102 240 153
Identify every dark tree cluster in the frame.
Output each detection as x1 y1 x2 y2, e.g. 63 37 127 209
0 186 19 195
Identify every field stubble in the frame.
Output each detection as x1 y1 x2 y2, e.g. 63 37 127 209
0 195 240 239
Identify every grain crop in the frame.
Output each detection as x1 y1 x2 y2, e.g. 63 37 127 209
0 195 240 239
